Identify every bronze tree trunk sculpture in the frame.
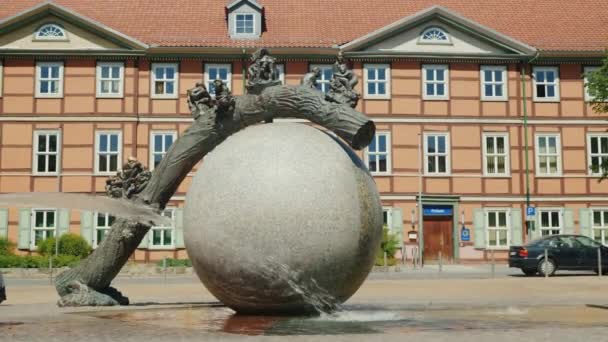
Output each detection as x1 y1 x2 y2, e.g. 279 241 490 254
54 82 375 306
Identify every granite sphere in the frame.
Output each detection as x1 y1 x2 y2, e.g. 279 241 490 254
184 123 383 314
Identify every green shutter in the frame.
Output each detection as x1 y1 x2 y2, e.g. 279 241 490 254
80 211 94 246
510 209 523 246
473 208 485 249
175 208 185 248
580 208 592 238
18 208 31 250
532 212 542 240
0 209 8 238
57 209 70 236
563 208 574 234
390 208 404 248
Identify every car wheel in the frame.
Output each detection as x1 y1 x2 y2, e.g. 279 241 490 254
538 258 556 277
522 268 537 276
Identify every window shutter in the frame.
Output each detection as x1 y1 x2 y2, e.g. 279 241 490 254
18 208 31 249
510 209 523 246
579 208 592 238
80 211 94 246
175 208 185 248
473 209 485 249
562 208 574 234
532 212 542 240
0 209 8 238
390 208 404 248
57 209 70 236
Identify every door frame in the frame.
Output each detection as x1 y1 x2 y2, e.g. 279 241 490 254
417 195 460 262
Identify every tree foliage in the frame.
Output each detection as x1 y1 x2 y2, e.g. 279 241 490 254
585 55 608 114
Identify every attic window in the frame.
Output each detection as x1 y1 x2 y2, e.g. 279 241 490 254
419 27 450 44
35 24 66 40
236 14 255 34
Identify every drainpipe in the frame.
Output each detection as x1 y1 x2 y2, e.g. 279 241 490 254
242 48 247 94
520 52 539 240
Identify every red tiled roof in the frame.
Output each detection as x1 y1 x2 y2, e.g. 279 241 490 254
1 0 607 51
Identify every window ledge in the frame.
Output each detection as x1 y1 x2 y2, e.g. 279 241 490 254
481 98 508 102
96 94 124 99
151 95 179 100
482 175 511 178
533 98 560 103
148 246 176 251
364 95 391 100
371 172 393 177
423 173 451 177
422 97 450 101
35 95 63 99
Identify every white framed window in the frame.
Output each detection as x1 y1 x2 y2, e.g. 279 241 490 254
382 208 393 228
93 213 114 248
310 64 333 93
95 131 122 175
419 27 451 44
204 63 232 96
150 208 175 249
533 66 560 102
480 65 507 101
364 64 391 99
36 62 63 98
151 63 178 99
588 134 608 176
150 131 176 170
592 209 608 245
535 134 561 176
364 132 391 175
483 133 509 176
538 209 563 236
31 209 57 249
33 131 60 175
96 62 124 98
276 64 285 84
422 64 449 100
34 23 67 41
584 66 600 102
235 13 255 34
485 209 510 249
424 133 450 175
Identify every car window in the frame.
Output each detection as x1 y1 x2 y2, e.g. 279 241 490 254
575 236 602 248
557 236 580 248
539 237 560 248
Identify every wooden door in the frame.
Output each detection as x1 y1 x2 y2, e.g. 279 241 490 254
423 216 453 261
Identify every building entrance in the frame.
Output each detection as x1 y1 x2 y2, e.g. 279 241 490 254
423 207 454 261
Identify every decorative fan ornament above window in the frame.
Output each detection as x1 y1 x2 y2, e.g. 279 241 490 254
35 24 67 40
419 27 451 44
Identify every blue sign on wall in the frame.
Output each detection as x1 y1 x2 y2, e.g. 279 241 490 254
423 205 453 216
461 227 470 242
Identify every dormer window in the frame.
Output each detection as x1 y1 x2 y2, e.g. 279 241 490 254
236 14 255 34
227 0 263 39
35 23 67 41
419 27 450 45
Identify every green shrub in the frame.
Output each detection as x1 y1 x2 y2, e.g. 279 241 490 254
37 234 92 258
156 258 192 267
0 254 81 268
0 237 15 256
374 226 401 266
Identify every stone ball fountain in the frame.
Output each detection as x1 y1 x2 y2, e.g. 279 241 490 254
184 123 383 314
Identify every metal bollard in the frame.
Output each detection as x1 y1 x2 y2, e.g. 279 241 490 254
438 250 443 273
544 248 549 279
163 257 167 283
384 252 388 272
491 249 496 278
598 248 602 278
412 248 417 269
49 256 53 285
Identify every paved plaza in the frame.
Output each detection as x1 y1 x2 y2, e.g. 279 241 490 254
2 266 608 341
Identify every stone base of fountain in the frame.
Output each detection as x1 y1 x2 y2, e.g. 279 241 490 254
184 123 383 314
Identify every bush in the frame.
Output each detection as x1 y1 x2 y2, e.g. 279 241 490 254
0 254 81 268
375 226 401 266
156 258 192 267
37 234 92 258
0 237 15 256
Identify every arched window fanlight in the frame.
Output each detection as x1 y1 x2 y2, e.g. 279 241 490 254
35 24 67 40
419 27 450 44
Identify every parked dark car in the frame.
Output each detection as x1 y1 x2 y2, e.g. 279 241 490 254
509 234 608 276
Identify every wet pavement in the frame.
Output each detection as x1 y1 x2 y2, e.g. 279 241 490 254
2 271 608 341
